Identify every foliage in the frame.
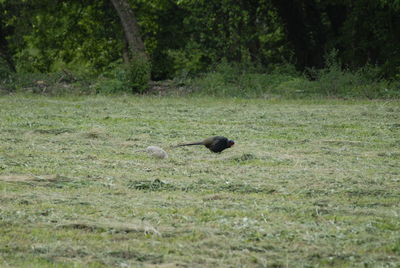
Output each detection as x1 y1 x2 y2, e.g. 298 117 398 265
307 50 400 98
172 0 288 75
8 0 123 73
133 0 188 80
0 70 94 95
0 0 399 96
336 0 400 77
188 56 400 99
188 61 298 98
0 58 13 80
128 55 151 93
93 57 150 94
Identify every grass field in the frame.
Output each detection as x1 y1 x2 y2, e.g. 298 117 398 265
0 95 399 267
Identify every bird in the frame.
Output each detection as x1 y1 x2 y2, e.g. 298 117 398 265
175 136 235 153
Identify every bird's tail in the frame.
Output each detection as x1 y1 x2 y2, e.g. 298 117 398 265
174 142 203 147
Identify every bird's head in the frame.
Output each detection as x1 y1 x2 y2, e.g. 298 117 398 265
228 140 235 147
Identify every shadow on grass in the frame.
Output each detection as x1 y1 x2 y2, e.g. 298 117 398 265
127 178 276 194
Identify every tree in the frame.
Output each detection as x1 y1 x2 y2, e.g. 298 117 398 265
110 0 150 91
271 0 326 70
1 0 398 81
110 0 147 60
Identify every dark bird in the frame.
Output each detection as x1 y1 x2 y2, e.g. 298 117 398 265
176 136 235 153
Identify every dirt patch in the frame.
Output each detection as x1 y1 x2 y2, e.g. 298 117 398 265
0 174 87 188
0 174 57 182
58 220 162 236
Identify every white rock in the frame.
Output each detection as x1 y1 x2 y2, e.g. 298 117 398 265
146 146 168 159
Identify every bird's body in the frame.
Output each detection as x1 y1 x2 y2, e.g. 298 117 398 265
176 136 234 153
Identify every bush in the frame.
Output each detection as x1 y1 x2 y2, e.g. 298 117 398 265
128 56 151 93
187 52 400 99
0 70 94 95
308 50 400 98
0 58 13 81
168 45 210 78
94 57 151 94
188 60 306 98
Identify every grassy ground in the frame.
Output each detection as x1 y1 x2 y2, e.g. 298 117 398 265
0 95 399 267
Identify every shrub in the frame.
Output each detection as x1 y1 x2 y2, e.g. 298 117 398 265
185 56 399 99
189 60 305 98
0 70 94 95
94 57 151 94
128 56 151 93
308 50 400 98
168 45 210 78
0 60 13 81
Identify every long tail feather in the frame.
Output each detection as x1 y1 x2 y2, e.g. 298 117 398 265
175 142 203 147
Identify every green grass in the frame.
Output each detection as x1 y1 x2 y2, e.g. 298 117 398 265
0 95 399 267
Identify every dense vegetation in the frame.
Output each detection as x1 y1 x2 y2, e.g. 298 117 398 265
1 0 400 97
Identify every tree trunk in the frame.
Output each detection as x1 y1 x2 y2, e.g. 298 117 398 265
109 0 147 60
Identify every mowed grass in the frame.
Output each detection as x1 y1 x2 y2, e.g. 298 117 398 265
0 95 399 267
